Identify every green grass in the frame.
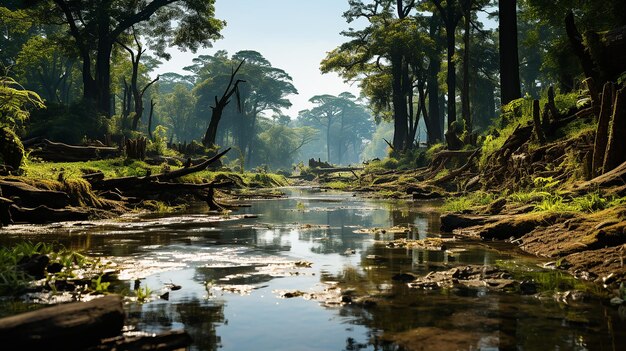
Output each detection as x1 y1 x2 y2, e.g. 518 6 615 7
0 242 103 296
325 180 350 190
441 191 497 212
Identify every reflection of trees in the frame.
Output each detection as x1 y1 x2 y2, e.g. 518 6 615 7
127 298 225 351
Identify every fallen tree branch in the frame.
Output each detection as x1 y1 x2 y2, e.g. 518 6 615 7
89 148 231 190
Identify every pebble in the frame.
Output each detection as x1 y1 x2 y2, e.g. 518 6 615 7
610 297 624 306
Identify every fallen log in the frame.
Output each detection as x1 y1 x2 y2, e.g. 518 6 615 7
309 167 363 174
88 148 231 191
9 204 91 224
0 179 70 208
29 139 122 162
0 295 124 350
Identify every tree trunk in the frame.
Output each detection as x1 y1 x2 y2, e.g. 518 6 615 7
462 4 472 138
564 11 599 86
391 52 408 151
96 7 113 117
532 99 545 144
602 87 626 173
202 61 245 148
427 14 443 144
499 0 521 105
592 82 615 176
445 20 457 128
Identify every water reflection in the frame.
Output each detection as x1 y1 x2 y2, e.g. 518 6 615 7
0 188 624 350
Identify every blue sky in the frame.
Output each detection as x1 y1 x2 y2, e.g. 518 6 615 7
154 0 363 117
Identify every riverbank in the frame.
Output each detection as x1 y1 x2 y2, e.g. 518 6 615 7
0 153 289 226
308 88 626 301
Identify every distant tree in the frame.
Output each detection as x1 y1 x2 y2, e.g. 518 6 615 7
15 33 79 105
32 0 224 116
323 0 438 151
190 50 296 154
117 29 160 130
158 84 197 142
298 93 372 164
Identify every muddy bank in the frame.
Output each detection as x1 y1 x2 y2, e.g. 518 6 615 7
441 204 626 289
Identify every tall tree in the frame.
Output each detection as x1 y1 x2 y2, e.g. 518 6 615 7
189 50 297 155
322 0 439 152
431 0 463 128
498 0 521 105
36 0 224 116
426 13 443 144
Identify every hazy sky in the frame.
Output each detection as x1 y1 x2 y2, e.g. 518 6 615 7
154 0 363 117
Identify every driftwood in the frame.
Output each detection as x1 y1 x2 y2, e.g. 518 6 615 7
29 139 121 162
0 295 125 350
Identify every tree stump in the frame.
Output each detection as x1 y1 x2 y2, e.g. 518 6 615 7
602 87 626 173
592 82 615 176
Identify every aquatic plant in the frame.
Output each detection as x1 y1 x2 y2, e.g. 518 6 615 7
91 274 111 294
134 286 152 302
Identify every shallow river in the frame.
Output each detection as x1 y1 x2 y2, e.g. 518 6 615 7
1 188 625 350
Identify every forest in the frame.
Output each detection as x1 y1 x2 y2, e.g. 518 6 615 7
0 0 626 350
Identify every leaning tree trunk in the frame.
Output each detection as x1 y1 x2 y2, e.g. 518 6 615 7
202 61 246 148
499 0 521 105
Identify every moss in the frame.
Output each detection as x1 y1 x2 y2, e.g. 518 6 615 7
325 181 350 190
0 127 24 170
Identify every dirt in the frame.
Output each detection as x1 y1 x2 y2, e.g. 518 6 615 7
443 204 626 288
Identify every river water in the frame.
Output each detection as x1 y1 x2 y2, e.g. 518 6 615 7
1 187 625 350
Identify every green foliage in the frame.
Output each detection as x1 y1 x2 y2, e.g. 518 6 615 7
0 74 45 132
91 274 111 294
147 125 169 156
325 181 350 190
480 97 533 167
28 101 111 144
441 191 497 212
295 201 306 212
381 157 399 170
0 242 97 296
532 176 561 191
134 285 152 303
